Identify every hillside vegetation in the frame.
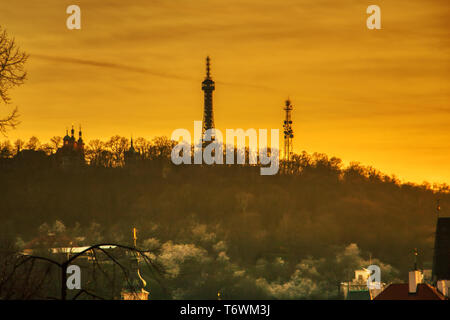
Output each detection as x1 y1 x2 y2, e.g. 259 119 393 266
0 136 448 299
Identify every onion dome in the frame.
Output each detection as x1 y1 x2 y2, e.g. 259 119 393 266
63 129 71 142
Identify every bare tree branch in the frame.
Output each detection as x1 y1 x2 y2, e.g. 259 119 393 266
2 243 165 300
0 26 28 135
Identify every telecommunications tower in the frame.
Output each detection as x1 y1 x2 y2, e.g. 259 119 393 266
202 56 215 141
283 99 294 162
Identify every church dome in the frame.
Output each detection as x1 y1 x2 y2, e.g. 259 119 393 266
63 129 71 142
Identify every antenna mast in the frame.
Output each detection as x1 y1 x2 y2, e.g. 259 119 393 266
283 99 294 162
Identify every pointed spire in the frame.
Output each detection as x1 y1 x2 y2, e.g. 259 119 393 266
128 136 137 154
206 56 211 79
120 227 149 300
64 127 70 143
77 125 84 146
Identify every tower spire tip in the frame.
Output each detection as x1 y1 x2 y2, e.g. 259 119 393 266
206 56 211 78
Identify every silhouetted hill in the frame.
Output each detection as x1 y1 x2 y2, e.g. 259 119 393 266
1 136 449 298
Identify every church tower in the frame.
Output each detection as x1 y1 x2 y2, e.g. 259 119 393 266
124 137 140 167
77 125 84 151
70 125 76 144
202 56 215 140
56 125 86 168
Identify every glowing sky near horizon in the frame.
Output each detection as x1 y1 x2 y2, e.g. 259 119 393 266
0 0 449 184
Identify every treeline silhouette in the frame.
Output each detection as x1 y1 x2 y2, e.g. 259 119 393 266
0 135 175 167
0 135 449 299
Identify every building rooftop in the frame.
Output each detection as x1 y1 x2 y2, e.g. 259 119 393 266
374 283 446 300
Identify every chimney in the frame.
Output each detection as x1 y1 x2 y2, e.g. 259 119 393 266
408 248 423 294
437 280 449 297
408 270 423 294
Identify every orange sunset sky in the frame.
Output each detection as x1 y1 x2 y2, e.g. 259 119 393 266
0 0 449 184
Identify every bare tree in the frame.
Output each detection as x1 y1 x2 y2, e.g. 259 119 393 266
106 135 129 167
25 136 40 150
40 143 55 155
0 27 28 134
86 139 112 167
1 243 166 300
13 138 24 153
50 136 62 151
150 136 176 160
135 137 151 159
0 140 13 158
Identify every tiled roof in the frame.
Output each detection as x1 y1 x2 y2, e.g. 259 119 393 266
374 283 446 300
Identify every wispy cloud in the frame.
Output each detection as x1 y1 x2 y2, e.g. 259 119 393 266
32 53 275 91
32 54 192 81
